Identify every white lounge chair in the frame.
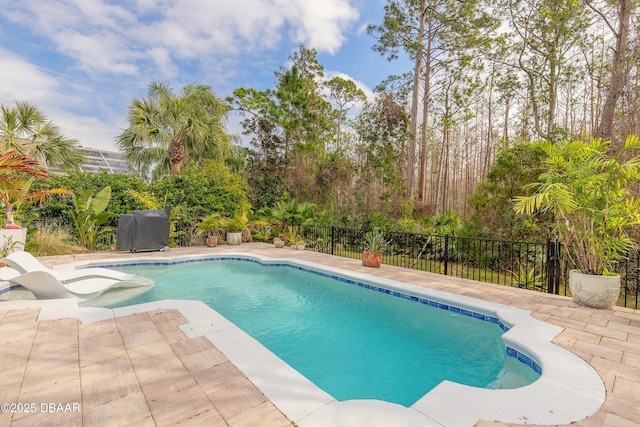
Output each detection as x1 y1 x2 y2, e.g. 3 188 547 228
0 251 135 283
0 266 20 282
8 270 151 300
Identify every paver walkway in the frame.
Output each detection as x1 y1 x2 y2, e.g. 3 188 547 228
1 243 639 426
0 305 289 427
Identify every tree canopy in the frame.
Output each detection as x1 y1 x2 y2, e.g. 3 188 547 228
0 101 84 171
116 82 231 179
23 0 640 243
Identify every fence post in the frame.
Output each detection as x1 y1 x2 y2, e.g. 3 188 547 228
546 239 561 294
443 234 449 276
331 226 335 255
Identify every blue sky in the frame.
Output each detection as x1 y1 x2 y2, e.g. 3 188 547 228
0 0 410 152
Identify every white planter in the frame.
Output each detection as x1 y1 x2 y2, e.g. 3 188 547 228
568 270 621 309
226 232 243 245
0 227 27 253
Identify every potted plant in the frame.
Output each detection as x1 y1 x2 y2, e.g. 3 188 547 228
0 151 70 252
294 237 306 251
281 225 300 249
362 228 389 268
514 136 640 308
222 212 248 245
196 213 222 247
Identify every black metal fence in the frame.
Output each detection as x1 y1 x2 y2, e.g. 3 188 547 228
302 226 553 290
300 225 639 309
617 252 640 309
29 219 640 308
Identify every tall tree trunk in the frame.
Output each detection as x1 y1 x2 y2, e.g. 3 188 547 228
418 28 432 204
407 0 426 200
439 127 451 214
503 94 511 147
547 53 558 140
485 72 494 177
592 0 633 144
336 113 342 152
168 138 185 176
463 130 472 216
430 138 440 211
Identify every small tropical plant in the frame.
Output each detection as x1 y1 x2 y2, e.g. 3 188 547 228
196 213 223 237
196 213 222 246
425 210 461 236
513 136 640 275
509 265 544 291
0 236 18 257
247 219 272 242
363 228 389 253
280 225 299 246
222 211 249 233
260 195 316 235
0 151 70 225
67 186 113 250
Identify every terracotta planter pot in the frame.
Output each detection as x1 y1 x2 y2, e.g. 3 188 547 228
568 270 620 309
362 250 381 268
205 235 220 247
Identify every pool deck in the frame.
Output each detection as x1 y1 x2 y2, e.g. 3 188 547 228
0 243 639 426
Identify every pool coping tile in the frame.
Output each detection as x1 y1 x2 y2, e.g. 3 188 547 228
0 246 621 426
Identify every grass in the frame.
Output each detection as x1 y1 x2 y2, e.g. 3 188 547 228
25 225 87 256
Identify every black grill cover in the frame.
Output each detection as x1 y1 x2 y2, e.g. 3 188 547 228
116 206 170 252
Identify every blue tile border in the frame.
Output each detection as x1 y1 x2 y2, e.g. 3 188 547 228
0 284 22 294
94 255 541 376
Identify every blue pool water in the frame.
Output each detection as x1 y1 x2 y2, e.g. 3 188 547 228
106 258 540 406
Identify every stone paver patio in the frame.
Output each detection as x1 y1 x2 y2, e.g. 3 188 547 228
0 306 289 427
1 243 639 426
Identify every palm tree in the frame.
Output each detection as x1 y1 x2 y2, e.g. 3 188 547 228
0 151 70 225
0 101 84 171
261 195 316 235
116 81 231 178
513 137 640 275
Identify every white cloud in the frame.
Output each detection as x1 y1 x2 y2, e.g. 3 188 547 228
2 1 139 76
56 112 124 151
0 49 60 104
0 0 365 151
324 71 376 103
54 29 140 75
0 47 123 151
148 47 177 78
282 0 359 54
1 1 359 78
356 22 369 36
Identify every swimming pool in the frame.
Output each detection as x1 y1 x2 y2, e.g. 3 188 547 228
62 252 605 426
103 257 539 406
